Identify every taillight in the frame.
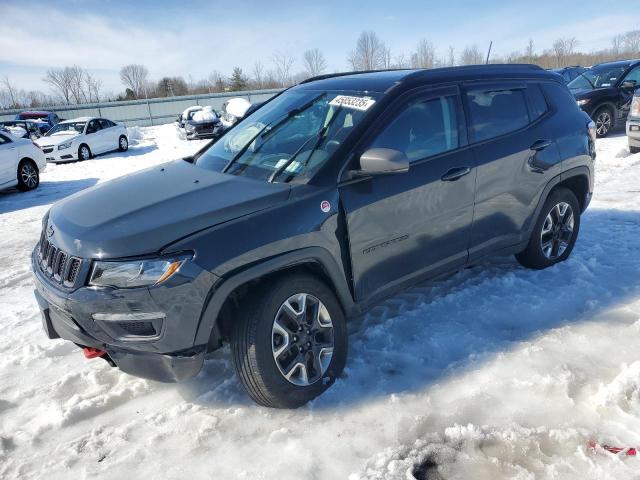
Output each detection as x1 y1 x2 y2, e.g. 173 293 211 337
587 120 596 159
631 96 640 117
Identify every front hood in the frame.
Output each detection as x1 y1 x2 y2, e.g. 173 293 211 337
47 160 290 258
571 87 615 100
37 133 80 146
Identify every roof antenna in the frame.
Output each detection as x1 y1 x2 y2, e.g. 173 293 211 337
485 41 493 64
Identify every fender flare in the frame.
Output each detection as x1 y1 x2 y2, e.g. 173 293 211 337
193 247 356 347
525 166 592 239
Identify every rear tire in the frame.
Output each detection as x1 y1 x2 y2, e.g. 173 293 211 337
230 274 347 408
515 188 580 269
16 159 39 191
593 106 614 138
630 145 640 154
78 144 91 161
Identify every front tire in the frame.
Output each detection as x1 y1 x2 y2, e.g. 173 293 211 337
118 135 128 152
516 188 580 269
593 106 614 138
17 159 39 191
630 145 640 154
231 274 347 408
78 144 91 161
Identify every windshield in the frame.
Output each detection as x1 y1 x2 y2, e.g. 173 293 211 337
195 90 379 183
568 65 628 90
45 122 85 136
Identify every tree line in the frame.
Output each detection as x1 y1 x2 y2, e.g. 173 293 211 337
1 29 639 109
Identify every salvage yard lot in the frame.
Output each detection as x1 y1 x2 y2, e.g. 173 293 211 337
1 125 640 479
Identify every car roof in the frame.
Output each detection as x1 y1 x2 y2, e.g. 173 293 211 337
19 110 52 115
61 116 94 123
296 64 557 93
592 59 640 68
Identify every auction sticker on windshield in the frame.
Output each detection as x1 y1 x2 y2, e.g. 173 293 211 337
329 95 376 111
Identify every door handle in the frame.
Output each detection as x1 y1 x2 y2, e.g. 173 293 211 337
441 166 471 182
530 139 552 151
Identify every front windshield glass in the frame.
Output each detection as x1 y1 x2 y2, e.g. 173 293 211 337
45 122 86 136
568 65 627 90
195 90 380 183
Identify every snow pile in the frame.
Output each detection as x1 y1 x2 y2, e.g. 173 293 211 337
0 130 640 479
5 126 26 138
125 125 144 145
191 106 217 123
224 97 251 118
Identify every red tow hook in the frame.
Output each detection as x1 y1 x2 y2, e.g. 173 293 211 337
83 347 107 359
588 441 637 456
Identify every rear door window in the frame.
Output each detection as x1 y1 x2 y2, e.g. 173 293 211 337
369 94 460 162
466 86 529 142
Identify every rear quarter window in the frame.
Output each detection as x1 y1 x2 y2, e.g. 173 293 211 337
526 84 549 121
466 88 529 142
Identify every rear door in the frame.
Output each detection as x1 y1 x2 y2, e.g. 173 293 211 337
464 81 562 260
99 119 118 151
339 86 476 303
85 119 105 153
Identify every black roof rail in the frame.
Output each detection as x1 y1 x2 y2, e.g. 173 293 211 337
298 68 415 85
299 64 545 85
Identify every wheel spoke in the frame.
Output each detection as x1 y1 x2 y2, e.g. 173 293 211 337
272 319 290 359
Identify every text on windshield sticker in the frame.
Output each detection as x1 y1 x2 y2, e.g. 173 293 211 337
329 95 376 111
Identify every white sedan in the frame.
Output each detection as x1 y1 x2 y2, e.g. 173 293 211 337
0 130 46 192
35 117 128 163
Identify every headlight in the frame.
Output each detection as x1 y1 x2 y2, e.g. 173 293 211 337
58 141 72 150
186 124 195 131
89 255 188 288
632 96 640 117
576 99 590 107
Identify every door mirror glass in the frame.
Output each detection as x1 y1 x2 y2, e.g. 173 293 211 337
358 148 409 175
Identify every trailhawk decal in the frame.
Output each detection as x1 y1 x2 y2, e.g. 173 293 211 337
329 95 376 111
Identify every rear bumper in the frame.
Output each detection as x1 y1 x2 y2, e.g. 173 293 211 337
627 118 640 146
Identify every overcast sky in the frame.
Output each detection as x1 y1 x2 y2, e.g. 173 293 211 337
0 0 638 95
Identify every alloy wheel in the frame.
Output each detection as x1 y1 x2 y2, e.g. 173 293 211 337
596 111 611 136
20 163 38 189
540 202 574 259
271 293 334 386
80 146 90 160
120 137 128 150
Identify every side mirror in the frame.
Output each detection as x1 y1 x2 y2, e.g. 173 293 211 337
358 148 409 175
622 80 637 91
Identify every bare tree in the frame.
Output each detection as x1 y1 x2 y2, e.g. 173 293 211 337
459 45 483 65
302 48 327 78
411 39 436 68
1 76 18 108
84 72 102 103
525 39 535 63
272 52 295 87
347 31 387 71
43 67 73 104
252 61 265 89
552 37 578 67
66 65 87 104
624 30 640 54
119 64 149 98
394 52 411 69
447 46 455 66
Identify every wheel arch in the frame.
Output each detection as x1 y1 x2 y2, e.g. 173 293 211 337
193 247 356 352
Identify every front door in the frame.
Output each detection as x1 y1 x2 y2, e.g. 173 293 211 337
0 133 17 186
339 86 476 303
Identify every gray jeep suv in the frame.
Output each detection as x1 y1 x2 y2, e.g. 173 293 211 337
32 65 596 408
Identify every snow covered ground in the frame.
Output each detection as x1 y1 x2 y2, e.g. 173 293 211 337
1 125 639 479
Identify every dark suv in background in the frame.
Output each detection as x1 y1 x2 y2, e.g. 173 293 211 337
549 66 586 84
32 65 595 408
570 59 640 137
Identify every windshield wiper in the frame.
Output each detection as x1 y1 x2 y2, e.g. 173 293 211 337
222 93 327 174
269 105 343 183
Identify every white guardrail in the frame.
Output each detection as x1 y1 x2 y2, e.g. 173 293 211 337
0 88 283 127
